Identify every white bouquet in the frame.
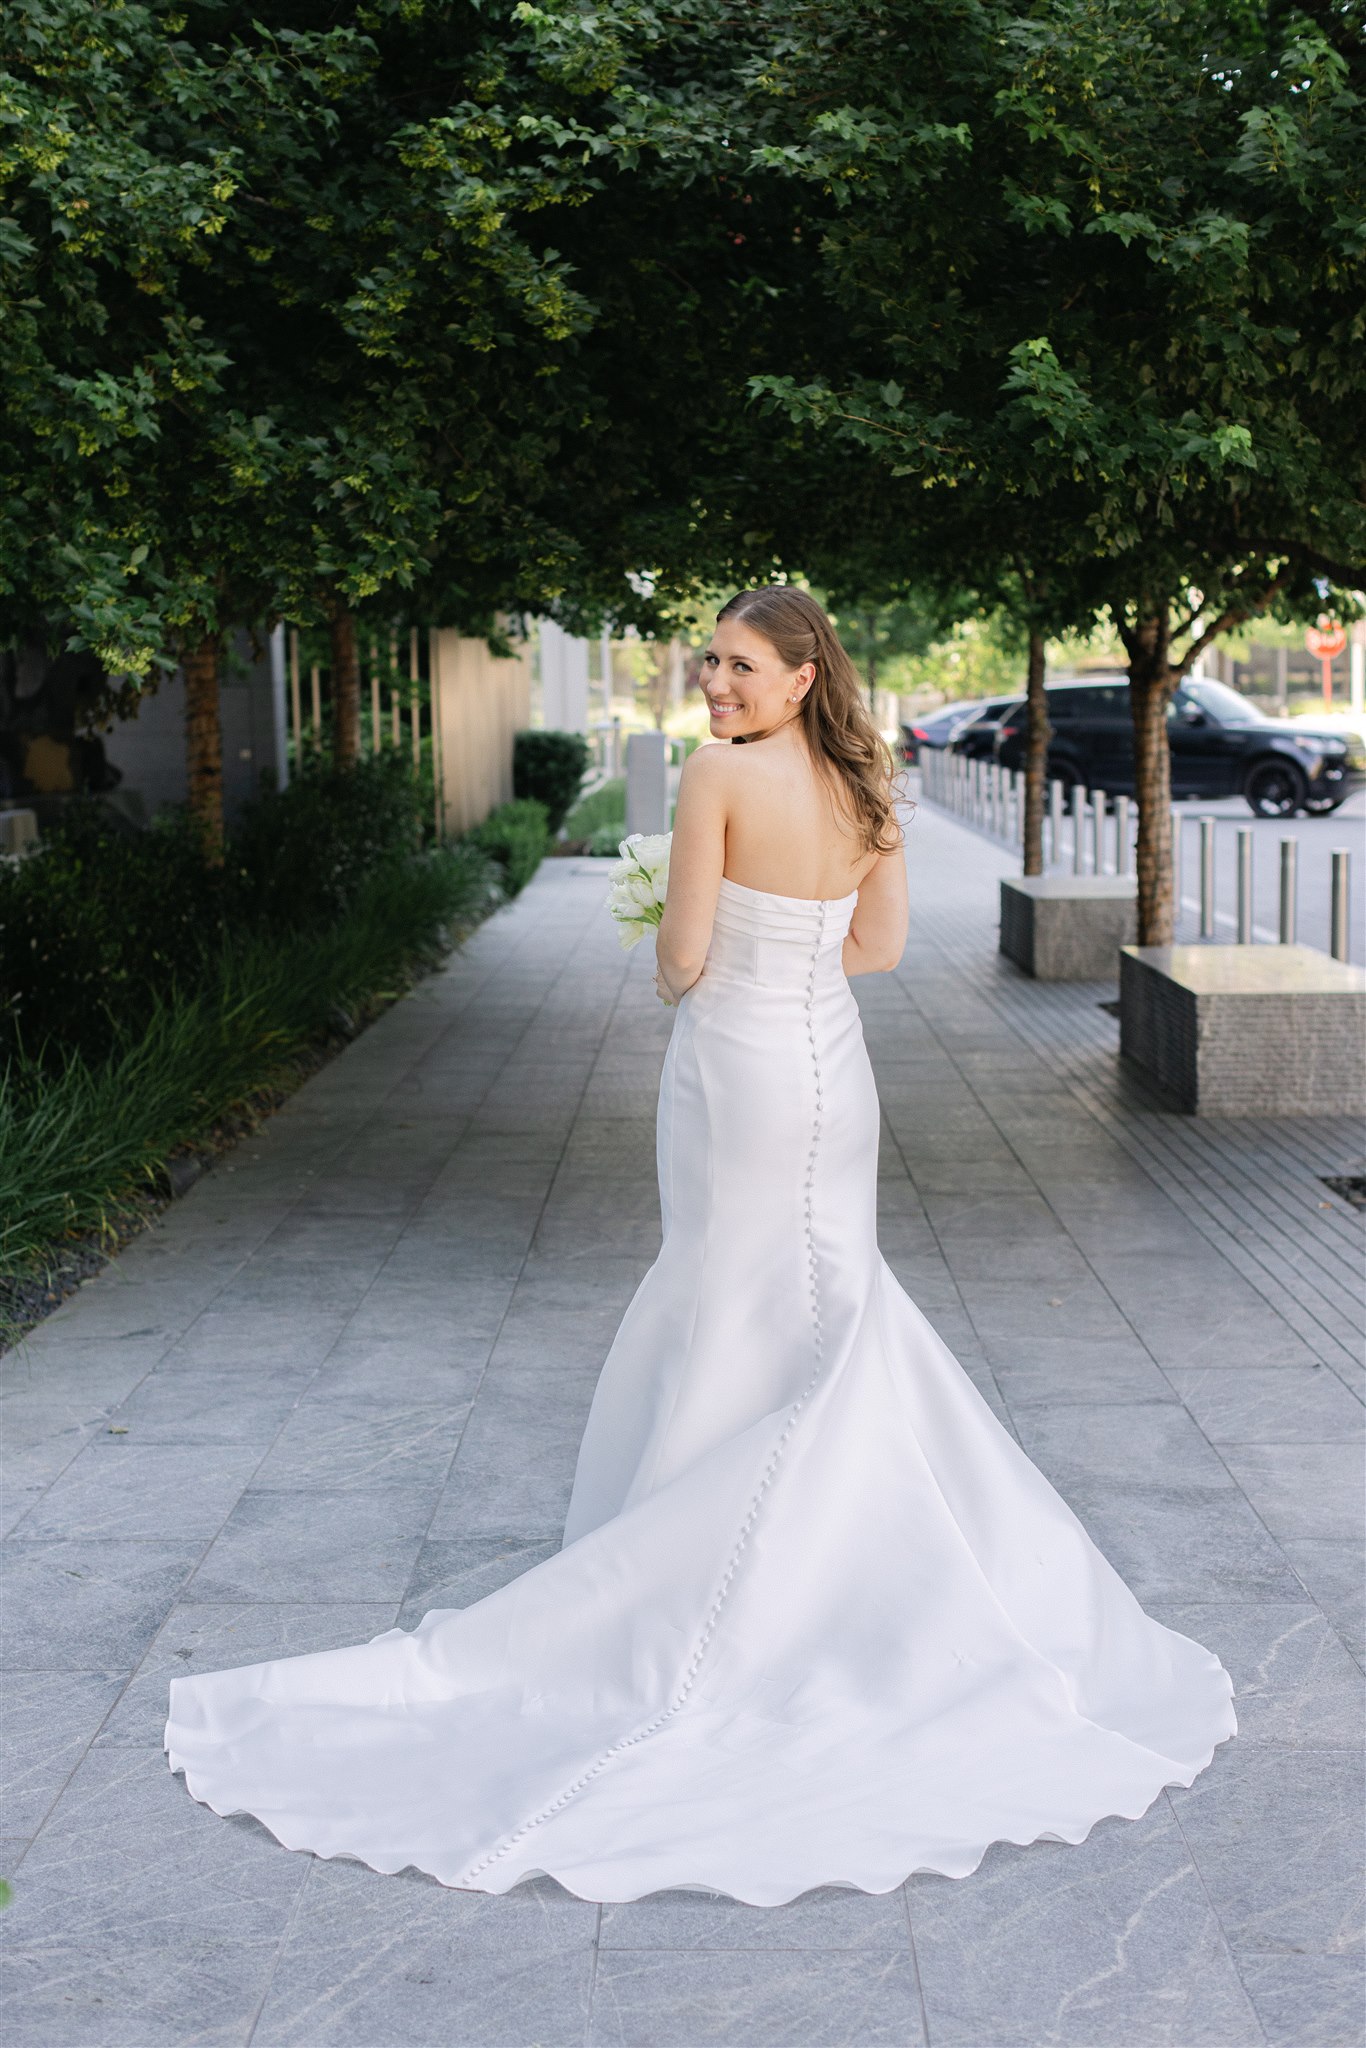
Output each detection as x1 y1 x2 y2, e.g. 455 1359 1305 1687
605 832 671 951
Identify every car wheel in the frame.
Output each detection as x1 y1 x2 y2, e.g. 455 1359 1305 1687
1301 790 1347 816
1244 758 1307 817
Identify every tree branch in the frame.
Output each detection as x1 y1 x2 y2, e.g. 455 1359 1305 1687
1173 568 1292 680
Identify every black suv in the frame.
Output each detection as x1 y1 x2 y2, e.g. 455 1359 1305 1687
994 677 1365 817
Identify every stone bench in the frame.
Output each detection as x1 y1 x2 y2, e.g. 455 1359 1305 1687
1119 943 1366 1115
1000 874 1137 980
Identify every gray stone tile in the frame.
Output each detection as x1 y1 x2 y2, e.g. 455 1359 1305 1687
342 1276 515 1344
9 1440 263 1541
986 1334 1177 1400
252 1859 596 2047
1237 1953 1366 2047
1085 1264 1321 1368
589 1947 925 2047
1168 1744 1364 1957
209 1259 379 1315
311 1329 493 1392
1062 1483 1310 1603
908 1802 1260 2046
1 1541 201 1670
428 1397 583 1541
246 1392 470 1493
398 1534 559 1628
259 1213 410 1262
161 1313 349 1370
1013 1401 1234 1489
954 1276 1134 1341
190 1489 431 1603
941 1239 1096 1283
101 1365 315 1444
2 1330 174 1392
1 1670 126 1833
1281 1541 1366 1665
1148 1602 1363 1747
1218 1443 1365 1542
922 1191 1069 1241
0 1748 307 2046
903 1157 1035 1195
600 1883 911 1950
97 1600 399 1747
1168 1364 1366 1444
917 1306 983 1356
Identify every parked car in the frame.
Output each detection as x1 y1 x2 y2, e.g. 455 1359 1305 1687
994 676 1365 817
899 698 1000 763
935 695 1026 763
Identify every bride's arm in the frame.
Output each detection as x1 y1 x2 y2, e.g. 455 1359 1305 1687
655 746 728 1000
843 841 909 975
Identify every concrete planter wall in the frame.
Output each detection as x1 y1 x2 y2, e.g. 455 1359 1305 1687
1119 943 1366 1115
1000 875 1137 980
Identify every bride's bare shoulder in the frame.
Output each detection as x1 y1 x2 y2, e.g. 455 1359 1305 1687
678 741 746 793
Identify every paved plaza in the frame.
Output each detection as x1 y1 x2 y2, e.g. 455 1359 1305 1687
2 795 1363 2047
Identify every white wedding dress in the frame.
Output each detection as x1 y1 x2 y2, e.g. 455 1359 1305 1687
166 876 1237 1904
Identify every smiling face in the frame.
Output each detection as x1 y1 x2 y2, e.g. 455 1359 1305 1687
700 616 815 741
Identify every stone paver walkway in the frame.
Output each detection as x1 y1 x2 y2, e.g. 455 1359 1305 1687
2 796 1363 2047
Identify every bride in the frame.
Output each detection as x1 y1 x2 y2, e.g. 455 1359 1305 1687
166 585 1236 1906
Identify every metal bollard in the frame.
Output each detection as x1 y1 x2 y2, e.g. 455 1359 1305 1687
1115 794 1131 876
1236 828 1254 943
1092 788 1108 875
1050 780 1064 868
1330 849 1351 962
1015 770 1026 845
1199 816 1216 939
1072 785 1086 874
1278 839 1297 943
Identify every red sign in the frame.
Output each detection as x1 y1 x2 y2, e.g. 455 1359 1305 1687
1305 622 1347 660
1305 620 1347 706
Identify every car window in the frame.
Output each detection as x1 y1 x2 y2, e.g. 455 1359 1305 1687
1048 686 1128 719
1182 678 1264 725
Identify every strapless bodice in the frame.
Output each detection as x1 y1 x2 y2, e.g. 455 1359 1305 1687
703 876 857 991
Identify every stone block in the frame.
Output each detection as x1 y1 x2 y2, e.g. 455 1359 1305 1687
999 875 1137 979
1119 943 1366 1115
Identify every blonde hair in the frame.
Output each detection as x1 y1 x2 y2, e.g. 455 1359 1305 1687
716 585 902 856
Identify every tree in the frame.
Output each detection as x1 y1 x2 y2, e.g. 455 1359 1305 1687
726 0 1366 939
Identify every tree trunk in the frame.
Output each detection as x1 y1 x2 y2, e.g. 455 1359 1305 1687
1022 626 1049 876
330 605 361 769
1127 608 1178 946
182 633 224 860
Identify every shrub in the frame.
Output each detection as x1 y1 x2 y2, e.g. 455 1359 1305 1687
0 757 427 1070
232 753 422 928
561 777 626 848
466 797 549 895
512 730 590 834
0 843 501 1282
0 803 233 1066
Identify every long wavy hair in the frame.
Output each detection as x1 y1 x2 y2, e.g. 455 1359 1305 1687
715 585 902 856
